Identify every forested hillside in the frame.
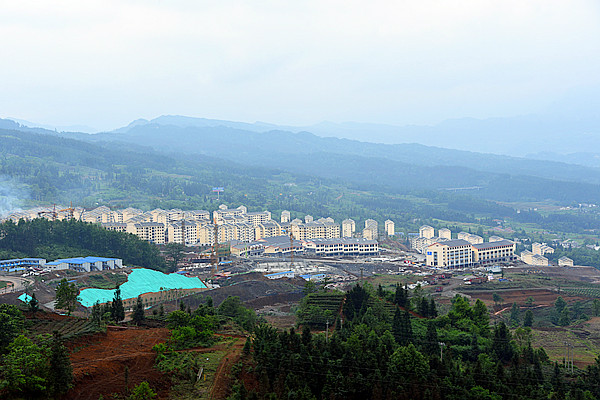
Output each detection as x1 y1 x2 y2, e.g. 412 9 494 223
2 128 600 236
0 219 166 270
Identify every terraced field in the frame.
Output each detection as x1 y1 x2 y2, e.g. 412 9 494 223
29 318 102 340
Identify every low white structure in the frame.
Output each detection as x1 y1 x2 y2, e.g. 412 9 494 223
303 238 379 257
45 257 123 272
265 270 295 279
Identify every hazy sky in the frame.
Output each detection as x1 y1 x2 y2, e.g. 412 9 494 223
1 0 600 131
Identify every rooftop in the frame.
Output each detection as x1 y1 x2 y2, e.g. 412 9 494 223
472 240 514 250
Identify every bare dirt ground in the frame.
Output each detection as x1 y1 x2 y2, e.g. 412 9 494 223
67 326 172 400
466 289 587 307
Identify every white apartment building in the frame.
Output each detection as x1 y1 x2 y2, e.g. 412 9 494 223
419 225 435 239
167 220 200 245
521 251 549 266
133 222 166 244
438 228 452 240
255 221 283 240
303 238 379 256
426 239 474 268
342 219 356 238
472 240 517 265
426 238 516 268
246 211 272 226
457 232 484 245
290 219 340 240
363 219 379 240
532 242 554 256
385 220 395 236
558 256 574 267
281 210 291 223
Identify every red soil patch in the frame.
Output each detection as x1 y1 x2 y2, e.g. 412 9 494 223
66 326 171 400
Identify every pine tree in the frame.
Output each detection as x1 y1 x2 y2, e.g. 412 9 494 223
424 321 439 356
111 286 125 323
418 297 429 318
29 292 39 315
55 278 79 316
91 301 102 325
48 331 73 396
429 297 438 318
510 302 520 326
523 310 534 327
132 296 145 325
393 284 407 307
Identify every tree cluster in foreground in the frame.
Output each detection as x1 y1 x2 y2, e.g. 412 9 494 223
229 284 600 400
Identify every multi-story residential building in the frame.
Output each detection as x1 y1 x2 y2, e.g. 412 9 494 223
426 238 516 268
385 220 395 236
438 228 452 240
167 220 200 245
290 219 340 240
305 215 314 223
246 211 272 226
342 219 356 238
256 221 283 240
558 256 574 267
472 240 517 265
281 210 291 223
213 205 246 224
133 222 166 244
457 232 484 244
101 222 128 233
521 251 549 266
235 222 257 243
532 242 554 256
363 219 378 240
419 225 435 239
426 239 474 268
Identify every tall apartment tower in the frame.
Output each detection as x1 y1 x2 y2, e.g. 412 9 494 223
342 219 356 238
385 220 395 236
281 210 291 223
363 219 378 240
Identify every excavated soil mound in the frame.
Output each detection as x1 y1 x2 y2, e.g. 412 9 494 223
67 326 171 400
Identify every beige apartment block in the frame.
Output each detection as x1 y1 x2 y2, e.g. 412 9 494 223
558 256 574 267
532 242 554 256
342 219 356 238
419 225 435 239
281 210 291 223
426 239 474 268
385 220 395 236
133 222 166 244
438 228 452 240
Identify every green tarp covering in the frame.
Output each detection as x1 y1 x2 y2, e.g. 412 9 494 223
77 268 207 307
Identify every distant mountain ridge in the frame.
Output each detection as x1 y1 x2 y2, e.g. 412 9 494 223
89 116 600 186
4 115 600 204
108 110 600 158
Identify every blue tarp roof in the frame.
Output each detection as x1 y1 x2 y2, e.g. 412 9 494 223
265 270 294 277
77 268 207 307
47 256 118 265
